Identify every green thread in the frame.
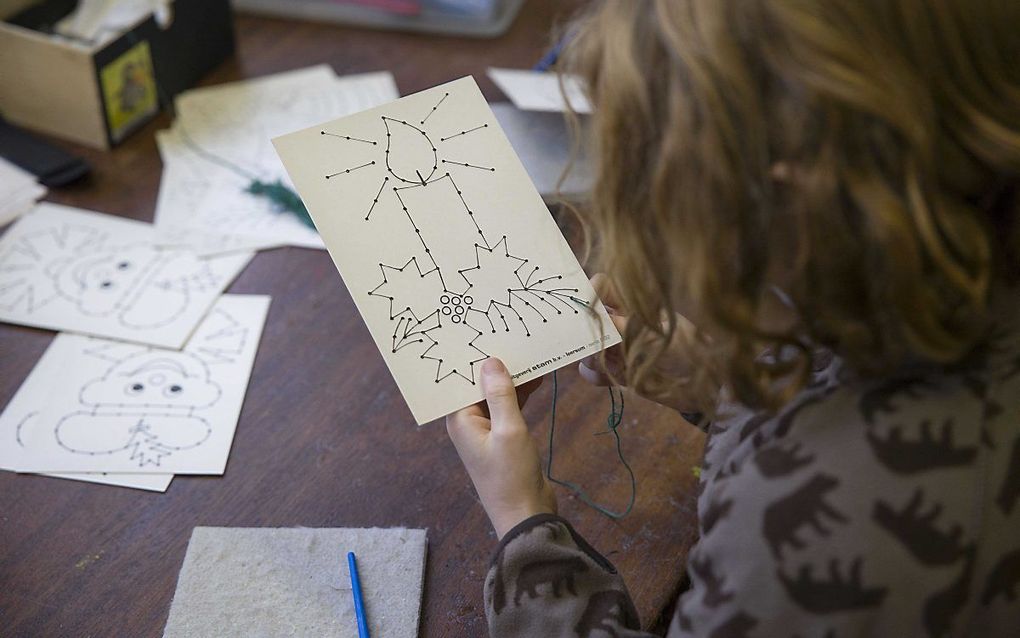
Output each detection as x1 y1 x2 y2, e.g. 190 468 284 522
244 179 316 229
546 371 636 519
173 105 315 230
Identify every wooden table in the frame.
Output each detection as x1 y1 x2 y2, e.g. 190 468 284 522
0 4 705 636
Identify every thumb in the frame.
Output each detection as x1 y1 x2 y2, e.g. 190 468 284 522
480 358 524 434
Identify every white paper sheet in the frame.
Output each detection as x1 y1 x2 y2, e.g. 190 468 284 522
15 295 270 474
0 203 252 348
273 76 620 424
154 67 400 256
490 102 593 201
487 67 592 114
0 157 46 227
54 0 171 46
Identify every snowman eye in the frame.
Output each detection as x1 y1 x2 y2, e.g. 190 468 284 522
100 280 114 289
117 261 131 270
164 384 183 397
125 382 145 395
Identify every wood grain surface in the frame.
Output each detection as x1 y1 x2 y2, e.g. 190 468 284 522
0 4 705 636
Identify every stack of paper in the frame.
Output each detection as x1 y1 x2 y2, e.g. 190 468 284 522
0 204 268 491
0 156 47 227
154 66 400 256
0 67 404 492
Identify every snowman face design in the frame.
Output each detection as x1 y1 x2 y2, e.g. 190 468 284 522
55 245 159 316
80 351 222 411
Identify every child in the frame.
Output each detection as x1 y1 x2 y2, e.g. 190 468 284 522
447 0 1020 636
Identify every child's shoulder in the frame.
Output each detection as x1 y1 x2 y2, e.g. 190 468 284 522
686 338 1020 636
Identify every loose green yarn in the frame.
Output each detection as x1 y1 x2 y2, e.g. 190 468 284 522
546 371 636 519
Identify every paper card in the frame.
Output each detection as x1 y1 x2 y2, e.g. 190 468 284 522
0 157 46 227
154 68 401 256
273 76 620 424
0 203 252 348
163 527 428 638
15 294 270 474
487 67 592 114
0 346 172 491
490 102 593 201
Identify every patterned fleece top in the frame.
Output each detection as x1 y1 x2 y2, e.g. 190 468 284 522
483 298 1020 637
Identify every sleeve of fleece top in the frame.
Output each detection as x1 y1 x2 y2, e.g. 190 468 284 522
484 513 654 638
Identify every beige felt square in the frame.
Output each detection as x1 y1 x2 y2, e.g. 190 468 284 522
163 527 427 638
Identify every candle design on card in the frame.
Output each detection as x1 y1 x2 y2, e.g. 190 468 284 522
320 92 588 386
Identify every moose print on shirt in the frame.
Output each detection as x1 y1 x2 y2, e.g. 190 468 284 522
763 473 848 558
778 557 889 613
866 419 978 474
873 489 968 566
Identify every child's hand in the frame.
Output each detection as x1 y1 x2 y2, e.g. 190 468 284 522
581 274 707 414
446 358 557 539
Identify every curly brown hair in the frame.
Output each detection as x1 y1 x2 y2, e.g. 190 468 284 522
562 0 1020 412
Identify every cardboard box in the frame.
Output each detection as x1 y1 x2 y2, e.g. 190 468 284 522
0 0 235 148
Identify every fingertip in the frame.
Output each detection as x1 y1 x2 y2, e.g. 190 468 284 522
480 357 512 393
578 360 608 386
482 356 507 376
609 313 628 332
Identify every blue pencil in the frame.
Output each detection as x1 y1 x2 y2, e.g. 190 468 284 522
347 552 370 638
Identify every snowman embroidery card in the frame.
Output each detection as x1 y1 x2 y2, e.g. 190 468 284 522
14 294 270 474
273 76 620 424
0 203 253 348
0 346 173 492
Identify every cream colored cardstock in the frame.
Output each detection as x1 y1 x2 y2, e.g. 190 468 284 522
273 76 620 424
0 203 253 348
0 343 172 491
15 295 270 474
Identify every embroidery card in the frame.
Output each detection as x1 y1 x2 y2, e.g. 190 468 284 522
0 352 173 490
273 76 620 424
0 203 252 348
13 295 270 474
0 321 173 491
